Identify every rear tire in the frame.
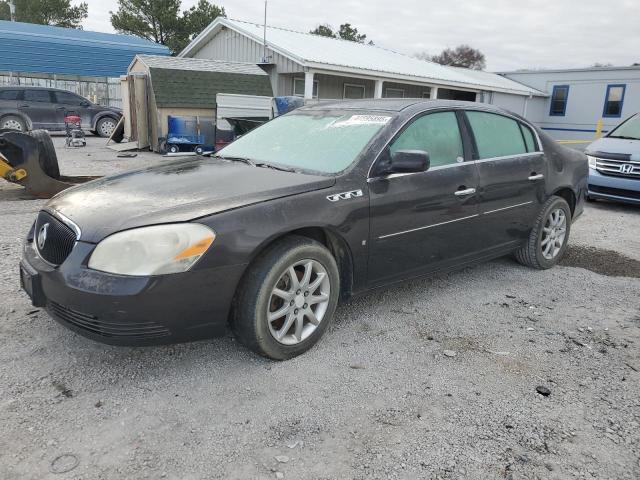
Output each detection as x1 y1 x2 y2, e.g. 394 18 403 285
1 115 27 132
28 130 60 179
232 236 340 360
515 196 571 269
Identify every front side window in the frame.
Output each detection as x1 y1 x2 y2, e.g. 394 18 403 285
344 84 366 99
24 90 52 103
389 111 464 168
293 78 318 98
603 84 626 118
608 113 640 140
466 111 527 159
217 112 391 174
55 91 86 106
549 85 569 116
520 124 538 152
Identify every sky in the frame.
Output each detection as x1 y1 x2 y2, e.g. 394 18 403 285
82 0 640 71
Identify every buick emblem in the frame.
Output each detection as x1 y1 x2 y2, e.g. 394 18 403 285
619 164 634 174
37 223 49 250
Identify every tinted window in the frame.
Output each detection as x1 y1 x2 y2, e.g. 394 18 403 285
467 111 527 159
24 90 52 103
390 111 464 167
603 84 625 118
520 124 537 152
549 85 569 116
0 90 20 100
55 91 86 106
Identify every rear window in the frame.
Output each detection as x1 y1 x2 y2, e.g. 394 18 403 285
24 90 52 103
0 90 20 100
466 111 527 159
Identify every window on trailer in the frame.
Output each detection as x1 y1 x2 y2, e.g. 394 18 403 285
603 84 626 118
549 85 569 116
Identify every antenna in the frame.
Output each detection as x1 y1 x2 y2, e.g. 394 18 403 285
262 0 268 63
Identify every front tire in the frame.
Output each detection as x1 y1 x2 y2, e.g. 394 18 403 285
515 196 571 269
232 236 340 360
96 116 117 138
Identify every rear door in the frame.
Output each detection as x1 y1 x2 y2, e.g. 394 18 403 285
19 90 57 130
53 91 92 128
368 110 481 285
464 110 546 249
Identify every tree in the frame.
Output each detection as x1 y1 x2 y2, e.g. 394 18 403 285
426 45 486 70
183 0 225 44
309 22 372 44
309 24 336 38
110 0 225 55
0 0 88 28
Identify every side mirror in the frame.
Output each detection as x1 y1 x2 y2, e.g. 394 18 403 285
387 149 430 174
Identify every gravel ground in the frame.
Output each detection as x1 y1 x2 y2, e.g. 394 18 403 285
1 136 639 479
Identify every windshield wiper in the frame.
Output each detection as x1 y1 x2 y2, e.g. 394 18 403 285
214 155 256 167
608 135 640 140
255 162 296 173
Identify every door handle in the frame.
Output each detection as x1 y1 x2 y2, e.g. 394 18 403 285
454 187 476 196
528 174 544 181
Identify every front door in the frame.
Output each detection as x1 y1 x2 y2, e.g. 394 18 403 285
53 91 93 129
368 110 481 286
464 111 546 250
19 90 57 130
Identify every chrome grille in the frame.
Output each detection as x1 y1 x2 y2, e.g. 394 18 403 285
34 211 77 265
595 157 640 179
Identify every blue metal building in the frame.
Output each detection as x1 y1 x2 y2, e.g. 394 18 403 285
0 21 169 107
0 20 169 77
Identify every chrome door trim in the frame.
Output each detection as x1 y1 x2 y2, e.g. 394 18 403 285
378 214 479 240
483 201 533 215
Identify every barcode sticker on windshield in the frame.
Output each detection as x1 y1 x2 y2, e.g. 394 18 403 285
331 115 391 127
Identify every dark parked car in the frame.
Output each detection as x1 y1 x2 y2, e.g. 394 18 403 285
586 112 640 205
20 100 587 359
0 86 121 137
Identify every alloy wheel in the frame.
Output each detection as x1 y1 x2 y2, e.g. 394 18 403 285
99 120 116 137
2 119 23 131
541 208 567 260
267 259 331 345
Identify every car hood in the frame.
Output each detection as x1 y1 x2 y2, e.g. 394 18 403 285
586 137 640 159
46 157 335 243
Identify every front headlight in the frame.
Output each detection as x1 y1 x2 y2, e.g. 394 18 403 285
88 224 215 276
587 155 597 170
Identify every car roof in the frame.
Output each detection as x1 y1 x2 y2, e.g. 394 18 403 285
300 98 514 115
0 86 80 93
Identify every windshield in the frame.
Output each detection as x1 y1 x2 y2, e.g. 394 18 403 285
217 111 392 173
608 114 640 140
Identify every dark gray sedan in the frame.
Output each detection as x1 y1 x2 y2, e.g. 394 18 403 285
20 99 588 359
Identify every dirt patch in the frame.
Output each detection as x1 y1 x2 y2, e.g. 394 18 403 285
560 245 640 278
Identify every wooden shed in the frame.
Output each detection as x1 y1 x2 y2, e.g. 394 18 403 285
122 55 273 152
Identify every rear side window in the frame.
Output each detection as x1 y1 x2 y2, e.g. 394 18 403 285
0 90 20 100
24 90 52 103
466 111 527 159
390 111 464 167
55 91 86 106
520 124 537 152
